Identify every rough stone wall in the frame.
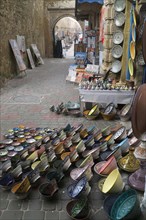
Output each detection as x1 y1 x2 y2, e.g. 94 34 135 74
0 0 45 86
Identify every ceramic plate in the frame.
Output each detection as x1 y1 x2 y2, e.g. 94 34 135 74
111 60 122 73
114 0 126 12
113 31 124 44
114 12 125 27
0 149 8 157
112 45 123 58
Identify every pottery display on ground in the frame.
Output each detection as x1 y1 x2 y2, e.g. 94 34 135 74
39 179 58 198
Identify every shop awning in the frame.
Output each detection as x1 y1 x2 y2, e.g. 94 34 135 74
75 0 103 20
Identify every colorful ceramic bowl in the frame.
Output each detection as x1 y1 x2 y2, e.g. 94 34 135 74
101 111 116 121
102 169 124 194
2 160 12 173
72 133 81 144
82 147 100 160
94 161 108 178
80 129 88 139
62 155 72 171
105 134 115 146
84 135 95 148
113 126 127 142
76 140 86 153
39 179 58 198
110 189 141 220
70 165 92 181
67 176 87 199
88 104 100 116
46 168 64 183
11 164 23 180
0 173 15 190
99 141 108 152
69 149 79 163
117 138 130 154
102 126 111 137
11 176 31 194
94 130 103 141
66 198 90 220
119 103 131 121
79 154 94 168
98 156 117 175
54 142 64 155
27 151 38 162
83 110 99 120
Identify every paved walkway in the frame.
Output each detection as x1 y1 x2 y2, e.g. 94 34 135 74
0 59 145 220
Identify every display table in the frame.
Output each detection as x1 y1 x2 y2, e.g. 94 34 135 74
79 89 135 112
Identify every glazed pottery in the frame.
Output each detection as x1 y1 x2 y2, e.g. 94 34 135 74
52 137 60 146
119 104 131 121
20 149 29 160
37 145 45 157
62 155 72 171
11 164 23 179
99 141 108 152
82 147 100 160
76 140 86 153
127 128 133 138
87 125 96 135
80 129 88 139
134 141 146 160
101 111 116 121
79 154 94 168
102 168 124 194
27 169 41 186
83 110 99 120
69 149 79 163
129 136 140 148
27 151 38 162
54 142 64 155
94 130 103 141
114 12 125 27
46 168 64 183
112 45 123 59
11 176 31 194
114 0 126 12
102 126 111 137
84 135 95 148
113 30 124 44
99 156 117 175
130 41 136 60
66 198 89 220
72 133 81 144
2 160 12 173
87 104 100 116
39 179 58 198
63 137 72 149
0 173 15 190
106 147 122 160
111 60 122 73
113 126 127 142
110 189 141 220
129 161 146 191
117 138 130 154
70 164 92 181
67 176 87 199
118 147 140 172
105 134 115 146
94 161 108 177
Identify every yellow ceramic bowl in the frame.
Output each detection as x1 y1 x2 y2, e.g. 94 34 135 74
102 168 124 194
128 58 134 77
88 104 99 116
130 41 135 60
26 151 38 162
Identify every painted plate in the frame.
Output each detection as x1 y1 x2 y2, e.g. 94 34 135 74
112 45 123 58
114 0 126 12
114 12 125 27
111 60 122 73
113 31 124 44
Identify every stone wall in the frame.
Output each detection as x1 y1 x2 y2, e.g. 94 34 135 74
0 0 45 86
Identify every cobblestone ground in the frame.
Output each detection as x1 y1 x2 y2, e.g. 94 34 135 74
0 58 145 220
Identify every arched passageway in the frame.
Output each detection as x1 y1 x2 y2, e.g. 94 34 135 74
53 17 82 58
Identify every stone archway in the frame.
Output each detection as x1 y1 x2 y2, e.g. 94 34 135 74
44 7 84 58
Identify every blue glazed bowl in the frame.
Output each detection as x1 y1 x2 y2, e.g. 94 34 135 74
0 173 15 190
110 189 141 220
67 176 87 199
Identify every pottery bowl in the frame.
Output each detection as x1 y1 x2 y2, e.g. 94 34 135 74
83 110 99 120
46 168 64 183
94 130 103 141
113 126 127 142
54 142 64 155
26 151 38 162
76 140 86 153
94 161 108 177
72 133 81 144
39 179 58 198
70 165 92 181
26 169 41 187
98 156 117 175
0 173 15 190
79 154 94 168
11 176 31 194
102 168 124 194
99 141 108 152
11 164 23 180
37 145 46 157
80 129 88 139
101 111 116 121
69 149 79 163
67 176 87 199
2 160 12 173
62 155 72 171
88 104 100 116
84 135 95 148
117 138 130 154
102 126 111 137
66 198 89 220
82 147 100 160
119 104 131 121
20 149 29 160
105 134 115 146
110 189 141 220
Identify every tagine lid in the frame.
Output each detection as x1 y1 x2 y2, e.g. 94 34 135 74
131 84 146 141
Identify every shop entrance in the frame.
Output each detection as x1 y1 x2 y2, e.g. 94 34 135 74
53 17 82 59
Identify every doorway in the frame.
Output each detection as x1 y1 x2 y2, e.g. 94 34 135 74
53 17 82 58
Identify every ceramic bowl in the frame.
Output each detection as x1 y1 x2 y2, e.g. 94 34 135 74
88 104 100 116
101 111 116 121
87 125 96 135
37 145 46 157
26 169 41 186
79 154 94 168
83 110 99 120
62 155 72 171
99 141 108 152
105 134 115 146
11 176 31 194
2 160 12 173
110 189 141 220
113 126 127 142
127 128 133 138
98 156 117 175
102 168 124 194
66 198 89 220
39 179 58 198
117 138 130 154
46 168 64 183
67 176 87 199
72 133 81 144
27 151 38 162
94 130 103 141
106 147 122 160
31 160 41 170
70 165 92 181
119 104 132 121
63 137 72 149
80 129 88 139
129 136 140 148
0 173 15 190
102 126 111 137
54 142 64 155
94 161 108 178
11 164 23 180
39 157 50 173
76 140 86 153
84 135 95 148
82 147 100 160
47 149 57 163
20 149 29 160
69 149 79 163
